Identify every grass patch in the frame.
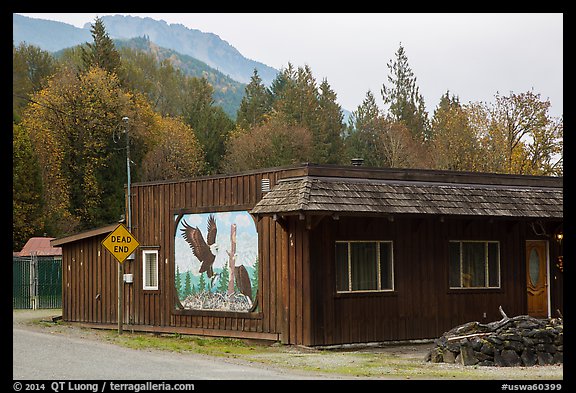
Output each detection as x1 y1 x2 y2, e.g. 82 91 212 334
101 331 263 358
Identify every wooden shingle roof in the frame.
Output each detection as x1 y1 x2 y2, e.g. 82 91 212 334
251 176 563 218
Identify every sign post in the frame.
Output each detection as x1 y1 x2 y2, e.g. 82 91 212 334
101 223 140 334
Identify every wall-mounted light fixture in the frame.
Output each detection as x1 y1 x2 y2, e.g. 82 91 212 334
555 232 563 243
553 225 563 272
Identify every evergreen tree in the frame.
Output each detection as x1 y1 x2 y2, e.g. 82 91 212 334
381 43 430 141
218 261 230 293
175 265 182 298
81 17 121 75
345 90 382 166
270 63 318 129
181 77 234 174
315 79 345 164
268 63 345 165
236 68 272 129
251 257 259 303
184 270 192 297
198 271 207 293
348 90 380 132
269 63 295 112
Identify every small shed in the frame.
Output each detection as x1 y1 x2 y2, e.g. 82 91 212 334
14 237 62 257
51 163 563 346
13 237 63 309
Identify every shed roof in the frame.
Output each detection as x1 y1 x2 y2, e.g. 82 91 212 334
250 176 563 219
50 223 118 247
16 237 62 257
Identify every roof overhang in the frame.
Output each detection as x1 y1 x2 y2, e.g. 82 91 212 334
50 223 119 247
251 175 563 220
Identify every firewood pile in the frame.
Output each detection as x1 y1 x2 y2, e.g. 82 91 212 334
426 307 563 367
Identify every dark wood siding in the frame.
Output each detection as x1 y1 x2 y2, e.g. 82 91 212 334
308 216 538 346
125 168 305 341
62 234 118 324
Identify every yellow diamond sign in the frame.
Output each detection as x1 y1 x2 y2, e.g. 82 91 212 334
101 223 140 264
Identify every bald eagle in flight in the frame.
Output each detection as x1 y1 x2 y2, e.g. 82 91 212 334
181 214 218 278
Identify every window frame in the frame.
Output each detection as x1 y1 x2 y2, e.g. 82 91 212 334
142 249 159 291
448 240 501 290
335 240 394 294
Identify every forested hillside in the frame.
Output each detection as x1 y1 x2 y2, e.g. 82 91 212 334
13 17 563 250
116 36 245 119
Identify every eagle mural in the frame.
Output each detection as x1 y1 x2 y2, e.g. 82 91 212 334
175 211 259 312
180 214 218 278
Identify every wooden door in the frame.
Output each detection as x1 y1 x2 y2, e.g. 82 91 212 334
526 240 548 318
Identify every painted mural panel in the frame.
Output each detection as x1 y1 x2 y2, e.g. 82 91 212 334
174 211 258 312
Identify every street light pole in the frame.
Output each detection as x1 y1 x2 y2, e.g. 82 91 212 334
124 116 132 232
118 116 130 335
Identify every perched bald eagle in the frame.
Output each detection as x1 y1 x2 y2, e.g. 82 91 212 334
181 214 218 278
234 264 252 302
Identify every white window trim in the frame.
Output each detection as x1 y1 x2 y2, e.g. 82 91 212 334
142 249 159 290
449 240 501 289
336 240 394 293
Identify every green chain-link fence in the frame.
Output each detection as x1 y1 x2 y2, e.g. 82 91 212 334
13 255 62 309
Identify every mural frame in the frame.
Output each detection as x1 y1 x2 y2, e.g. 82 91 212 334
171 208 261 318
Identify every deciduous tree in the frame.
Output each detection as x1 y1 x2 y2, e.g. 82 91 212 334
222 114 313 173
430 91 481 171
466 91 562 176
140 115 205 181
13 123 45 250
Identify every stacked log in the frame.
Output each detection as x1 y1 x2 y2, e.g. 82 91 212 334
426 307 563 367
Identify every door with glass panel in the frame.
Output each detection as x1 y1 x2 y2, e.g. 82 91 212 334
526 240 549 318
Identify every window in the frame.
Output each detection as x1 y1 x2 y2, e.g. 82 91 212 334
142 250 159 290
449 241 500 289
336 241 393 292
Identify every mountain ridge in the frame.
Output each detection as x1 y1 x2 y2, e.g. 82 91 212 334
13 14 279 86
13 14 351 122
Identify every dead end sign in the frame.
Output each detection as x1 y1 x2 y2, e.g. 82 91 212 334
101 223 140 263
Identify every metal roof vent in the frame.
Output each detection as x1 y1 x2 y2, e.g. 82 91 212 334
261 178 271 193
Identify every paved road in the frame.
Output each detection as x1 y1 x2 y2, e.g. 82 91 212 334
12 325 330 380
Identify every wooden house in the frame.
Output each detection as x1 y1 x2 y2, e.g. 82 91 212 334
51 163 563 346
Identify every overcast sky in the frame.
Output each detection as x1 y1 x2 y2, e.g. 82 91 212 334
18 13 563 117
